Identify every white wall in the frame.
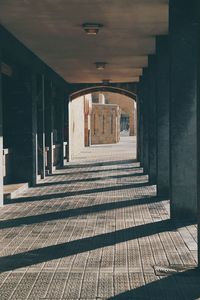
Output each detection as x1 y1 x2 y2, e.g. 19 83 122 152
69 96 85 160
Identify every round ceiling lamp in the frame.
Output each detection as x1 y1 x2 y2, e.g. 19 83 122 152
95 62 107 70
102 79 110 84
82 23 103 35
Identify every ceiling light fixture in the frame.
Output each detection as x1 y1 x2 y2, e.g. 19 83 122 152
82 23 103 35
102 79 110 84
95 62 107 70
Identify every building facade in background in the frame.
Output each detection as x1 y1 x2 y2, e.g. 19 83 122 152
91 103 120 145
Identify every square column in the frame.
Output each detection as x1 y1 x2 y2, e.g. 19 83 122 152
198 44 200 266
3 69 38 186
37 74 46 179
142 68 149 174
169 0 199 219
0 48 3 205
65 99 69 162
31 74 38 186
148 55 157 184
55 93 65 168
156 36 170 198
137 81 143 163
45 80 54 174
59 97 65 167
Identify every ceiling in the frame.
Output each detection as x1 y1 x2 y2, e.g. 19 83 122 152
0 0 169 83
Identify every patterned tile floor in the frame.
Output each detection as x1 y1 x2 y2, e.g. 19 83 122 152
0 136 199 299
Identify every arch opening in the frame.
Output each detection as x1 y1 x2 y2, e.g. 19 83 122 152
70 85 137 102
68 89 137 162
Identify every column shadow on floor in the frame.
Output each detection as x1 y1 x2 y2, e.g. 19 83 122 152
36 172 146 187
107 268 200 300
0 196 162 229
0 218 194 273
62 159 137 169
51 166 141 176
7 182 153 204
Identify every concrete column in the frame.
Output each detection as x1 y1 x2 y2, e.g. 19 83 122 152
68 101 71 161
137 80 144 164
45 80 54 174
3 69 38 185
169 0 199 219
64 99 69 162
142 68 149 174
198 40 200 267
133 103 137 136
31 74 38 186
37 74 46 179
0 47 3 205
58 95 65 167
148 55 157 185
156 36 170 198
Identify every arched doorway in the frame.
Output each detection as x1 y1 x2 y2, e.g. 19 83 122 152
70 85 137 102
68 86 137 161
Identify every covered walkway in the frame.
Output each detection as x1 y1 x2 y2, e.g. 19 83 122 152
0 137 198 299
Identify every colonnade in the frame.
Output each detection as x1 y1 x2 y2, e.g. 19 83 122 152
137 0 200 223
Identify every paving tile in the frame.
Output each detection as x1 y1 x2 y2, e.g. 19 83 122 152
80 272 99 299
63 271 83 299
98 272 113 298
0 272 24 300
0 136 198 299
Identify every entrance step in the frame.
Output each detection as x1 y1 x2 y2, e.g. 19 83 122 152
3 183 29 200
